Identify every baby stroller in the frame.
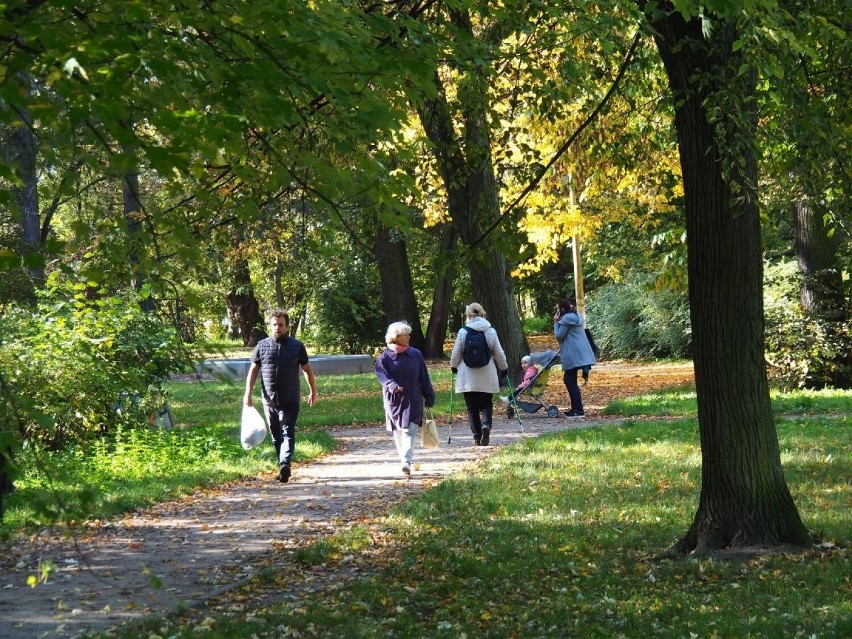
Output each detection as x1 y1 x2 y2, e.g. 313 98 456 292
505 349 562 419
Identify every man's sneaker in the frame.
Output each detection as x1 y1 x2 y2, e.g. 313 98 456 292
480 428 490 446
563 410 585 419
499 395 510 404
402 463 411 477
277 465 292 483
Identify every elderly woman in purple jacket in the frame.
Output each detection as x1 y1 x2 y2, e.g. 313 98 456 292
375 321 436 477
554 299 597 418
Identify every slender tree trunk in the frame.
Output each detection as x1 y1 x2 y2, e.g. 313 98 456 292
423 224 457 359
792 199 851 388
374 223 426 349
2 95 43 290
648 6 811 552
122 165 155 313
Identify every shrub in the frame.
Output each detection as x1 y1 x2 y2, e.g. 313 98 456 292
307 256 385 354
586 272 692 360
0 286 192 449
764 260 852 389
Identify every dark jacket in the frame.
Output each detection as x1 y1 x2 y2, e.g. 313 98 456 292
250 336 309 407
375 346 436 431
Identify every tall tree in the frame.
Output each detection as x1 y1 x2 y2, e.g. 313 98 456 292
375 223 426 349
641 0 811 552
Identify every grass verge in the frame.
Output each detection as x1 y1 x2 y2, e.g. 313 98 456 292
104 409 849 639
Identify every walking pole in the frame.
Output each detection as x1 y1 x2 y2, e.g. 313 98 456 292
447 371 455 444
506 374 526 436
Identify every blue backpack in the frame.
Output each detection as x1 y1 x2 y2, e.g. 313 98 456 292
462 329 491 368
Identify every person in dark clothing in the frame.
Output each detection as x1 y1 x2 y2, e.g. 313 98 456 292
375 321 436 477
244 310 318 483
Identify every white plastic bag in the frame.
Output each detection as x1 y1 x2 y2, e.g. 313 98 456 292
240 405 268 450
421 410 440 449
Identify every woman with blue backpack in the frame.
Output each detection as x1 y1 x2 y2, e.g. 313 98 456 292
449 302 509 446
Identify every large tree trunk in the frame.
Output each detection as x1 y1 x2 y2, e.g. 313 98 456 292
794 199 846 319
423 224 457 359
648 7 811 553
416 52 528 379
375 223 426 350
225 257 267 347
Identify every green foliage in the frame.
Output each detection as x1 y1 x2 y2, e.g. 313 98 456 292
0 285 192 449
0 380 335 534
521 315 552 335
764 260 852 389
586 271 692 360
307 256 386 354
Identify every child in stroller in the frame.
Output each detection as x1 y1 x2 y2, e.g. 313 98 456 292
500 355 538 402
501 350 562 419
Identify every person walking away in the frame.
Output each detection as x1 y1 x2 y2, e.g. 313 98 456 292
554 299 596 418
244 310 318 483
375 321 436 477
449 302 509 446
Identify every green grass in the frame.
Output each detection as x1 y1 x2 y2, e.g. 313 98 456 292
112 413 850 639
603 385 852 418
5 370 850 638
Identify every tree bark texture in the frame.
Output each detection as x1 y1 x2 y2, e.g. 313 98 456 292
3 101 43 287
225 257 267 347
416 63 528 379
374 223 426 350
648 7 811 552
423 224 457 359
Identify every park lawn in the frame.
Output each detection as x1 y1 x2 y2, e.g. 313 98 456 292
107 394 849 639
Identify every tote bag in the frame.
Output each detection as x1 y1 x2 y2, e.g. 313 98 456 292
421 409 440 449
240 405 268 450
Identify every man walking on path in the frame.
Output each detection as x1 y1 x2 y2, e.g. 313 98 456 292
244 310 318 483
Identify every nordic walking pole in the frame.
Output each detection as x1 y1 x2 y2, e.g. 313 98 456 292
506 374 526 436
448 371 455 444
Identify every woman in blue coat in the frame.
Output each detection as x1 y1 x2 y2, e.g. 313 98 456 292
554 299 596 418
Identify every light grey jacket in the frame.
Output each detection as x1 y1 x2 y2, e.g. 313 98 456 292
449 317 509 394
554 312 597 371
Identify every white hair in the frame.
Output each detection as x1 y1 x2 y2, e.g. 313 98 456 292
385 321 412 345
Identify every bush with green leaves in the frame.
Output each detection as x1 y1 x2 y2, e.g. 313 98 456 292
764 260 852 389
306 256 385 354
0 285 192 450
585 272 692 360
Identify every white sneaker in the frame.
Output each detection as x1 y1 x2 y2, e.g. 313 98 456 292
499 395 509 404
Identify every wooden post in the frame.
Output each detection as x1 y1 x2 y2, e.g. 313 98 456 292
570 184 585 317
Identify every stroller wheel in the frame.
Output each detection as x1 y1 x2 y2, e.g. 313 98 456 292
547 405 560 418
507 406 515 419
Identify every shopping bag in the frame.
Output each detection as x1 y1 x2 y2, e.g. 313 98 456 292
421 410 440 449
240 405 268 450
